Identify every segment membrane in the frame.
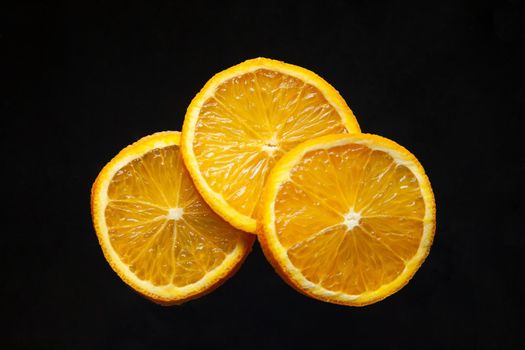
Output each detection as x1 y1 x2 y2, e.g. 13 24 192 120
360 217 423 261
274 181 343 249
358 164 425 218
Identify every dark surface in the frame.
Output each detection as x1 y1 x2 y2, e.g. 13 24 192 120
3 0 525 348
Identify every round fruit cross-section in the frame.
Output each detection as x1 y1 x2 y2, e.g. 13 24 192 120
91 131 254 304
181 58 360 233
259 134 436 306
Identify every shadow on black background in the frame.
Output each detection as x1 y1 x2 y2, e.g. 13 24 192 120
2 0 524 348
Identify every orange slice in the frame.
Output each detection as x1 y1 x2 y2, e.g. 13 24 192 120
259 134 436 306
91 131 254 304
181 58 360 233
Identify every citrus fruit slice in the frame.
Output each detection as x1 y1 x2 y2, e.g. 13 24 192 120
181 57 360 233
91 131 254 304
259 133 436 306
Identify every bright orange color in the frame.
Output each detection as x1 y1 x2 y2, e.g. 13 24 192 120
91 131 254 304
182 58 360 233
259 134 435 306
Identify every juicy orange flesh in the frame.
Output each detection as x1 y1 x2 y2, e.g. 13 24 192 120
193 69 348 218
274 144 425 295
105 145 243 287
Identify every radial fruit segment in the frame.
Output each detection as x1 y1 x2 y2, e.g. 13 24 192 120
182 58 360 233
259 133 435 306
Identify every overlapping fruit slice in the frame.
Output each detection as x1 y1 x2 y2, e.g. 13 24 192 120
259 134 436 306
181 58 361 233
91 131 254 304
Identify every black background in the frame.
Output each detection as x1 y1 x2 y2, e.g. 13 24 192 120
3 0 525 348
